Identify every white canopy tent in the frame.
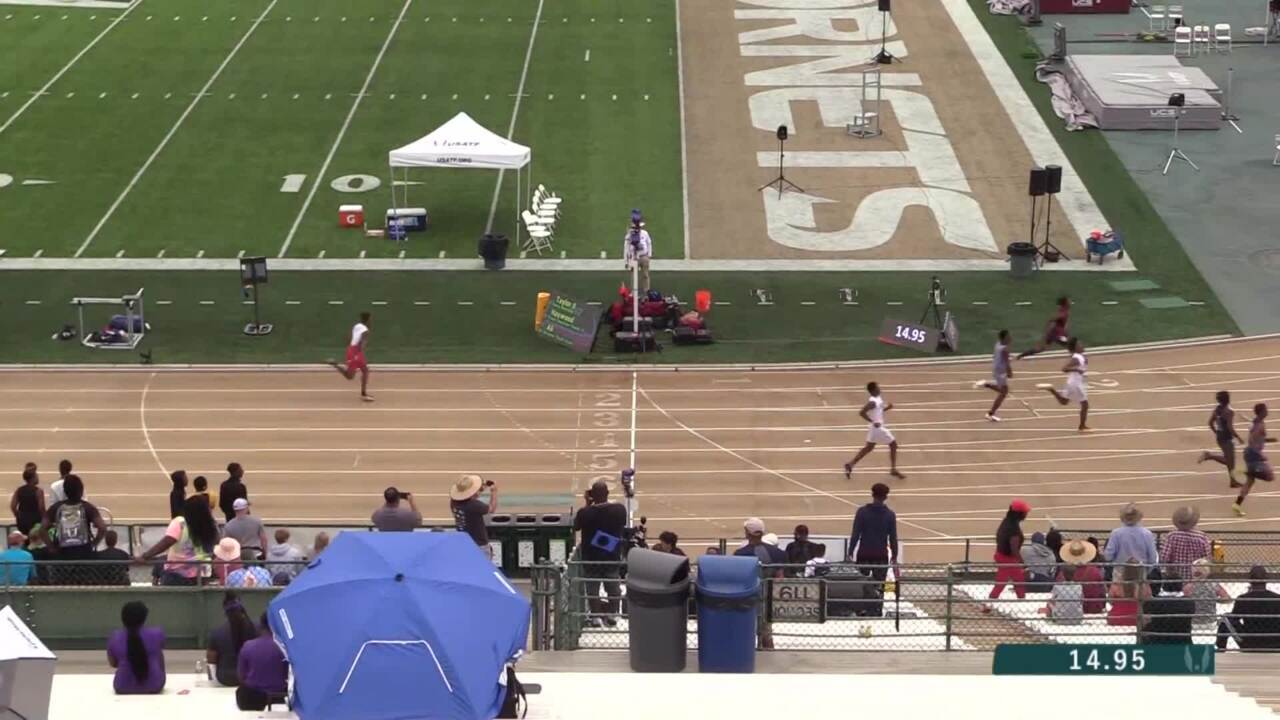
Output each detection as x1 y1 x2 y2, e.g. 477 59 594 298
388 112 532 247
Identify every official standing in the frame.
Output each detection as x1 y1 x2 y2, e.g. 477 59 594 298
623 212 653 292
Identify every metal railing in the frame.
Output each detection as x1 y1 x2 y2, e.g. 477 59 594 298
531 559 1280 652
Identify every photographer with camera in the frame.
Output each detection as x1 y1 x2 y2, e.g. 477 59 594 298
371 486 422 532
449 474 498 557
623 211 653 292
573 481 627 626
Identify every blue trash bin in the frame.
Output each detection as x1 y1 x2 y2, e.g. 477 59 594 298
696 555 760 673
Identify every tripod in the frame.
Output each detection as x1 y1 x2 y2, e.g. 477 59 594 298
872 10 900 64
1162 109 1199 175
759 134 803 197
1037 193 1070 264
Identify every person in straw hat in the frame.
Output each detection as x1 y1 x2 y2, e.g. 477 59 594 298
1044 538 1098 624
1103 503 1157 567
1059 539 1106 614
212 537 243 585
1158 506 1210 584
449 474 498 556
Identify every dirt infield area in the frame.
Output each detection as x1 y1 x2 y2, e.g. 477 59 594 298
3 336 1277 562
680 0 1115 267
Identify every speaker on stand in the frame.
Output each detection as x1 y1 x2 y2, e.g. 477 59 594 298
1036 164 1069 264
759 125 803 197
1027 166 1047 261
872 0 901 65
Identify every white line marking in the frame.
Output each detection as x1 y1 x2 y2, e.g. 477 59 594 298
195 250 204 258
414 301 430 306
1102 300 1119 306
278 0 413 258
0 0 143 137
155 300 172 306
1015 301 1032 306
24 300 40 305
198 300 214 305
114 249 124 258
139 373 169 478
371 301 388 306
76 0 279 257
317 250 326 259
236 250 245 259
32 249 42 258
483 0 545 234
584 48 590 62
457 301 474 306
285 300 301 305
359 250 367 259
328 300 344 305
500 301 516 306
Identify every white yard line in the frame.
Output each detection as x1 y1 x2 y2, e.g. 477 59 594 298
75 0 278 258
483 0 545 234
0 0 143 137
277 0 413 258
674 0 691 259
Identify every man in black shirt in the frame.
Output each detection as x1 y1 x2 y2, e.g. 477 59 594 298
572 481 627 626
1218 565 1280 651
449 474 498 557
219 463 248 524
95 529 132 586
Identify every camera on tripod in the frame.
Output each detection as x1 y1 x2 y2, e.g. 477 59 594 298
928 276 946 307
620 468 636 499
621 515 648 556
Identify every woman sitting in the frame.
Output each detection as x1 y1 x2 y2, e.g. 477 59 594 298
1107 560 1152 626
136 496 219 585
237 613 289 711
1044 539 1097 623
206 592 258 686
1183 558 1229 625
107 601 166 694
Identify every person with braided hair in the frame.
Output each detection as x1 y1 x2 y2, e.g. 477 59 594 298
107 601 166 694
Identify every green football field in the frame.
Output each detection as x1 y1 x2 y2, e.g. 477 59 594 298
0 0 682 260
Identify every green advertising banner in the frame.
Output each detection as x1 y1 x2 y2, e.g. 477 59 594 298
537 291 601 354
993 644 1215 676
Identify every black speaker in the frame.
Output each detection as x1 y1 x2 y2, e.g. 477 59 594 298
879 0 891 11
776 125 788 141
1028 167 1048 197
1044 165 1062 195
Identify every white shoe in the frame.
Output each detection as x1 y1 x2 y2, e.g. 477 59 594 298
1035 383 1053 389
987 414 1002 422
973 380 987 389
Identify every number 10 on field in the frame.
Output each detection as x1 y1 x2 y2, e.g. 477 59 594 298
280 174 383 193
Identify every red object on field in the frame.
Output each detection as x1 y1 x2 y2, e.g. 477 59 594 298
339 204 365 228
695 290 712 313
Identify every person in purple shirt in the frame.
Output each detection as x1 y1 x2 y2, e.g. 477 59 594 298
107 601 166 694
236 613 289 711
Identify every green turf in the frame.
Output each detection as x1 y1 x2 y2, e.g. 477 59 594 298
0 0 682 260
0 269 1231 365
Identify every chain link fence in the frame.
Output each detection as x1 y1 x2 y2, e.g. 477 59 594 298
532 560 1280 652
0 560 311 588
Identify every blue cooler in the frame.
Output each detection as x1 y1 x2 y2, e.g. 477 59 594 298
386 207 428 232
695 555 760 673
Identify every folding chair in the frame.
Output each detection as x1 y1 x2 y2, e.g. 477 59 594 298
1213 23 1232 52
521 210 554 255
532 187 561 217
1166 5 1183 27
1173 25 1193 55
1273 134 1280 166
1192 25 1211 54
1148 4 1167 31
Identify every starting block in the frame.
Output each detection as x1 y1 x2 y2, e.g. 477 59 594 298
339 204 365 228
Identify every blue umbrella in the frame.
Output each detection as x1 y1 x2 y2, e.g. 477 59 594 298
269 532 529 720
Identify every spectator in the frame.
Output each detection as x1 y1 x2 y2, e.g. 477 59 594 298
1108 560 1152 626
762 532 780 549
1045 528 1064 561
26 522 51 585
704 547 720 556
1141 594 1194 645
207 592 258 687
1021 531 1058 592
43 475 107 584
803 544 829 578
168 470 188 519
573 481 627 627
449 475 496 553
96 530 132 586
734 518 786 649
1183 558 1229 623
652 531 686 557
986 499 1031 608
10 462 45 536
213 538 244 585
227 560 273 588
1058 539 1106 614
1045 537 1093 625
313 531 331 556
1103 503 1158 567
236 613 289 711
47 459 73 506
372 486 422 532
849 483 900 582
219 463 248 524
0 531 34 587
623 215 654 292
191 475 218 514
1159 506 1211 585
785 524 823 568
107 601 165 694
266 528 307 584
1217 565 1280 651
223 499 268 561
137 496 219 586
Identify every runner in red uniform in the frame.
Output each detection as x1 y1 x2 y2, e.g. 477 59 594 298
328 312 373 402
1018 296 1071 360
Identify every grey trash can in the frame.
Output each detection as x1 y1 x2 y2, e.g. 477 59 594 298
1008 242 1038 278
626 548 691 672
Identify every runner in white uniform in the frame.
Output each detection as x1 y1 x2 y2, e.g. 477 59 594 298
1038 338 1090 431
975 329 1013 422
843 382 906 480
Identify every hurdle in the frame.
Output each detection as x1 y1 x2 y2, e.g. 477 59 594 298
70 287 146 350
